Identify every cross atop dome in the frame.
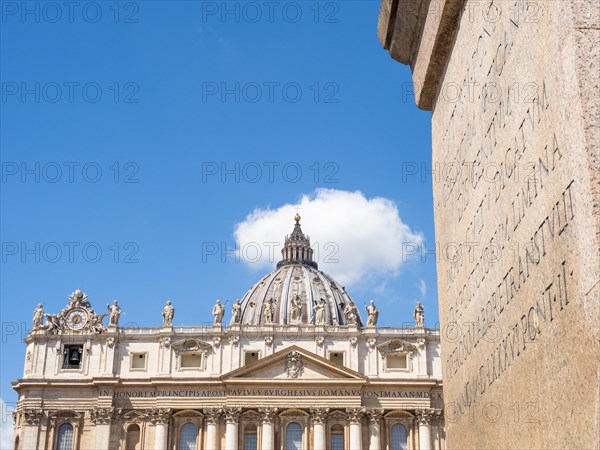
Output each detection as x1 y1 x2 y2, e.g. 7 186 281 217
277 214 318 269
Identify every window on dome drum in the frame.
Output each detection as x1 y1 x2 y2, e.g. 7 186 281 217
243 424 258 450
131 353 147 370
179 423 198 450
387 354 408 370
55 423 73 450
180 353 202 369
125 424 141 450
244 351 259 365
330 424 345 450
329 351 344 366
390 423 408 450
62 345 83 370
285 422 302 450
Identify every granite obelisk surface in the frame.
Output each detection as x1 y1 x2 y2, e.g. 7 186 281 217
378 0 599 448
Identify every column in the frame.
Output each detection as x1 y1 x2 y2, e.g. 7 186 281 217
366 409 383 450
224 408 241 450
90 407 115 450
259 407 278 450
346 408 364 450
149 408 172 450
21 409 42 450
204 409 222 450
310 407 329 450
416 410 433 450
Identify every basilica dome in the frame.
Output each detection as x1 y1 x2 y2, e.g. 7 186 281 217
238 215 363 326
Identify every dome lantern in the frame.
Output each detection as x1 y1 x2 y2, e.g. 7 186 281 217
277 216 318 269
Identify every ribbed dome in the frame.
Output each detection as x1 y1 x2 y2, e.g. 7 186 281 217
238 217 363 326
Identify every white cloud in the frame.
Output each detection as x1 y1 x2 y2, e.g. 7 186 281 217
0 398 15 450
418 278 427 297
233 189 423 287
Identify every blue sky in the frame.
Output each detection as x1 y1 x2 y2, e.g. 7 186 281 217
0 0 435 417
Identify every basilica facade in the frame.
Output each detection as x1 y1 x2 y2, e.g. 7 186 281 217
12 216 445 450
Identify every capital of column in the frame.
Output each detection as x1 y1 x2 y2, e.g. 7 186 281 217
366 409 384 424
259 407 279 424
346 407 365 424
147 408 172 425
203 408 223 424
22 408 44 426
415 409 435 426
309 407 330 424
224 407 242 424
90 407 118 425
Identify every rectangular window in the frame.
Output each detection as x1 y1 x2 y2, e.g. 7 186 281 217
131 353 147 370
245 351 259 365
180 353 202 369
62 345 83 370
329 351 344 366
387 354 408 370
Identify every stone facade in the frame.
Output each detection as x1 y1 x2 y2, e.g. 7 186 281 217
12 219 445 450
378 1 599 449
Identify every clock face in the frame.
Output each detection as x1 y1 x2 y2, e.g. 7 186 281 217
66 309 88 330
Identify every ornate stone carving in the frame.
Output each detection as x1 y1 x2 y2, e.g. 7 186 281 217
314 298 326 325
162 301 174 326
147 408 172 425
367 338 377 349
365 300 379 326
316 336 325 347
343 301 359 325
24 350 32 374
172 338 211 355
90 407 116 424
263 298 276 324
366 409 384 424
309 407 329 423
106 300 121 327
346 408 365 424
223 407 241 423
22 409 43 425
32 289 110 336
212 336 221 348
259 407 278 423
349 336 358 347
376 339 419 357
159 337 171 348
203 408 223 424
417 338 427 349
230 335 240 347
264 336 273 347
414 301 425 328
230 299 242 325
32 304 44 329
106 336 116 348
290 293 302 323
285 351 303 378
212 299 225 325
415 408 434 425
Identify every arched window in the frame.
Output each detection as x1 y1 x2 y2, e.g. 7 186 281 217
390 423 408 450
56 423 73 450
243 424 257 450
330 424 345 450
285 422 302 450
125 423 141 450
179 423 197 450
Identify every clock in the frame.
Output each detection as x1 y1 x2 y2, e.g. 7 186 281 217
66 308 88 330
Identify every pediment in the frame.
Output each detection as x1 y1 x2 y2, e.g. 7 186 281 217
376 339 419 356
222 345 366 381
